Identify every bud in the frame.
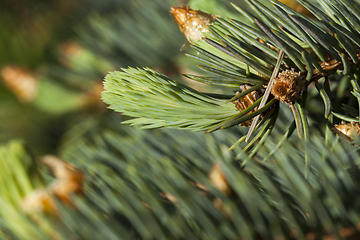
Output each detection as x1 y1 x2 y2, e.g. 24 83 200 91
170 6 217 42
271 69 305 104
232 84 263 127
0 65 38 102
23 155 85 214
40 155 85 204
57 41 83 68
208 163 232 195
333 122 360 141
22 190 57 214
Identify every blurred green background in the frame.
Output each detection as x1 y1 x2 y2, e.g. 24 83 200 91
0 0 301 156
0 0 190 156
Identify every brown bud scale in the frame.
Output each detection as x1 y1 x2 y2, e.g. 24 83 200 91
208 163 232 195
22 190 57 214
271 69 305 104
41 155 85 204
232 84 263 127
22 155 85 214
170 6 217 42
0 65 38 102
333 122 360 141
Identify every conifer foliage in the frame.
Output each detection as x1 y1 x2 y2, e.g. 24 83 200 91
3 0 360 239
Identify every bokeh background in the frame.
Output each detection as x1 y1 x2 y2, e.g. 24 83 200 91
4 1 359 239
0 0 260 156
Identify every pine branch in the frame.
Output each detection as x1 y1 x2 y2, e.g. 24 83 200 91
102 0 360 155
102 67 241 131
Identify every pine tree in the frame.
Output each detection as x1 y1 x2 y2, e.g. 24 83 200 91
2 0 360 239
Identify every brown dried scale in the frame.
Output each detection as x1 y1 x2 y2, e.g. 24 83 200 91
22 190 58 214
22 155 85 214
271 69 306 104
0 65 39 102
41 155 85 204
170 6 218 42
208 163 232 217
208 163 232 195
333 122 360 141
232 84 263 127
